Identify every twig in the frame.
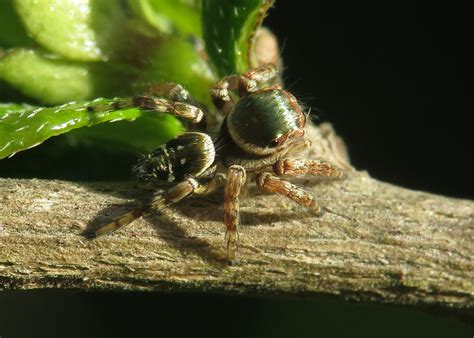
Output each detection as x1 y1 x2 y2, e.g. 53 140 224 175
0 123 472 318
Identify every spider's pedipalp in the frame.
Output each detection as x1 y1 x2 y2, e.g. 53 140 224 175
244 63 279 83
210 64 280 114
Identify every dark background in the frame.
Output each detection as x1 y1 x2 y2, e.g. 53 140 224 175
1 2 473 338
266 2 473 200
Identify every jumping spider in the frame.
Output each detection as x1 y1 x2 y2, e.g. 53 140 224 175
91 64 344 261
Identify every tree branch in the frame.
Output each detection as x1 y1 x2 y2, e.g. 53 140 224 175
0 123 472 317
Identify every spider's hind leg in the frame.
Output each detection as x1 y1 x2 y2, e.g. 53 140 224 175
90 172 227 239
90 178 201 238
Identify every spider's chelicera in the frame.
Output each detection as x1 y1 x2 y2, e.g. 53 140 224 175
91 64 344 261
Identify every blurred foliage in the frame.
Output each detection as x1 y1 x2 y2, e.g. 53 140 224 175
0 99 182 159
202 0 274 76
0 0 272 164
128 0 202 37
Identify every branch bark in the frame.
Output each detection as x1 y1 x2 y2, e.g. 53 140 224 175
0 123 473 317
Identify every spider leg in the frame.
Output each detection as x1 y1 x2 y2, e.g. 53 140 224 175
256 172 323 214
224 165 247 261
201 173 226 195
91 177 212 238
88 95 203 124
145 83 195 104
131 96 204 123
244 64 280 84
273 158 345 179
210 64 279 114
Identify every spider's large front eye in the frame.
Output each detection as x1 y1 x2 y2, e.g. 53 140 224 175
226 90 305 156
268 139 280 148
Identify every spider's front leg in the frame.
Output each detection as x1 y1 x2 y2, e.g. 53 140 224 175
273 158 345 179
224 165 247 261
256 158 345 214
256 172 323 214
130 96 204 124
210 64 279 114
145 83 195 104
88 83 203 124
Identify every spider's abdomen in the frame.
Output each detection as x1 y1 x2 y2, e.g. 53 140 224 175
133 132 215 183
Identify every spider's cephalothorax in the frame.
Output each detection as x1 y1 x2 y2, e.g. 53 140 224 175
219 88 306 171
226 89 305 156
92 64 344 261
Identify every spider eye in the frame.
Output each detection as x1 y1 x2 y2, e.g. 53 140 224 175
268 139 280 148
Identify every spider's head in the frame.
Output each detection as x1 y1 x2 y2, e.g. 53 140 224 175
226 89 306 156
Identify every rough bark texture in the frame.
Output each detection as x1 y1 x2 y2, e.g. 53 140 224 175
0 123 473 317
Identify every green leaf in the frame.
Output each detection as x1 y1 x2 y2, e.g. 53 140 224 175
128 0 202 37
14 0 128 61
0 49 133 104
135 36 215 107
0 99 182 159
65 114 182 154
202 0 274 76
0 41 215 106
1 1 220 162
0 1 34 47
